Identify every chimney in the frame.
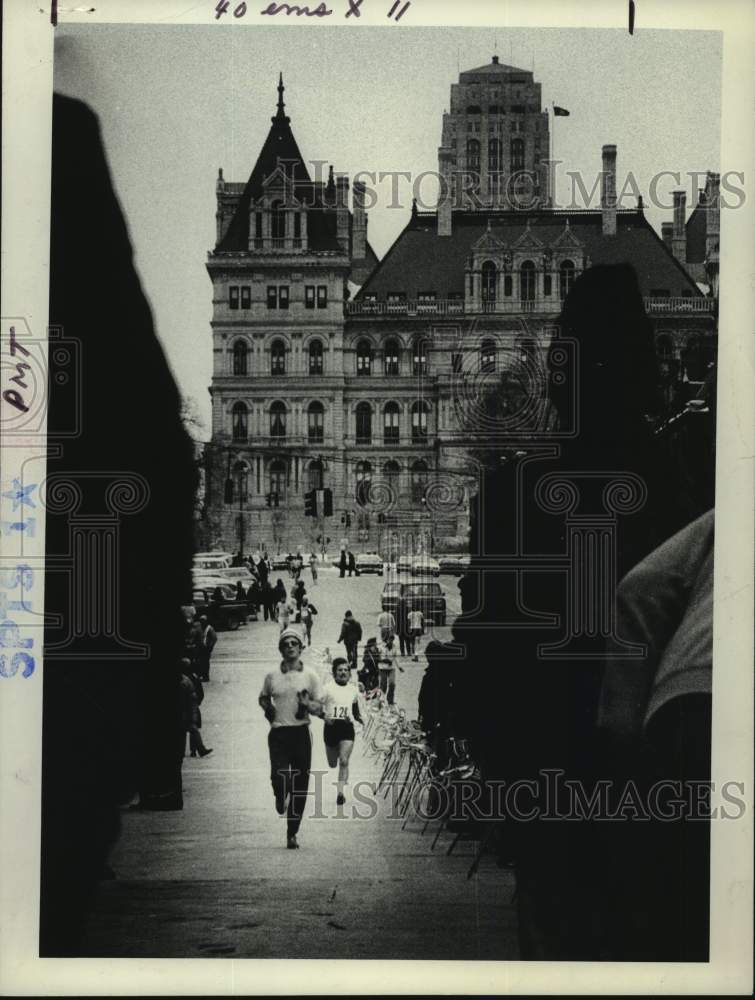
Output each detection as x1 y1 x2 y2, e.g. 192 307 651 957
352 180 367 261
216 167 226 244
671 190 687 264
437 145 454 237
661 222 674 248
601 144 617 236
705 172 720 248
335 174 349 250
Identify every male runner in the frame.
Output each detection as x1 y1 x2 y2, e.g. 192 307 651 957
317 658 364 805
258 627 323 849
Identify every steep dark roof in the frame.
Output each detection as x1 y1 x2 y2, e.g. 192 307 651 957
215 75 378 279
357 210 702 300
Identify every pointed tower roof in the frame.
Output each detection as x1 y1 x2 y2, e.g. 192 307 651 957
460 55 531 79
216 74 312 252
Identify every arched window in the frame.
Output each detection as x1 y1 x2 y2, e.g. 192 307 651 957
559 259 576 301
308 459 324 492
270 401 286 439
307 401 324 443
411 400 429 442
488 137 502 172
480 338 496 373
383 402 400 444
520 260 536 302
271 200 285 240
355 461 372 506
355 402 372 444
411 459 429 504
384 460 400 497
269 459 287 501
232 340 248 376
482 261 497 306
271 339 286 376
412 338 428 377
308 339 324 375
467 138 481 174
510 137 525 172
232 402 248 442
384 338 400 377
356 339 372 376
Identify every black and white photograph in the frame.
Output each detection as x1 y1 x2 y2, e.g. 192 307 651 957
1 0 753 994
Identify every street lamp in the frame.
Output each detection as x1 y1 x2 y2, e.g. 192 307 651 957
232 459 250 559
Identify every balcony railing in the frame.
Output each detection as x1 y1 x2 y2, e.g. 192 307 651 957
643 296 716 314
347 296 716 317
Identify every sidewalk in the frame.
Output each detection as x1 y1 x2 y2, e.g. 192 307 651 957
79 579 518 959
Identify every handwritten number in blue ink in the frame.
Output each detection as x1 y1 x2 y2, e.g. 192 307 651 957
0 621 33 649
215 0 230 16
0 652 35 678
1 565 34 590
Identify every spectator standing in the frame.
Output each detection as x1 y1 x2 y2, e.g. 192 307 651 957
292 578 307 611
377 609 396 646
197 615 217 682
347 550 357 577
377 637 403 705
408 607 424 662
359 638 380 693
395 599 411 657
235 580 246 604
180 661 212 758
337 610 363 669
338 548 347 579
272 578 287 617
309 552 319 585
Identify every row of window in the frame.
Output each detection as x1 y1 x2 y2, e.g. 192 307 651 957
230 337 534 377
463 104 533 116
252 458 433 503
466 137 528 173
228 285 328 311
477 259 577 302
230 400 431 444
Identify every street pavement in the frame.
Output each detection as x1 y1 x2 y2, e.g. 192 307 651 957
79 563 518 959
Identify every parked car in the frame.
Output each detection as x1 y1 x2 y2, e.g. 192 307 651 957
187 586 248 631
396 556 413 577
381 581 402 615
356 551 384 575
438 554 470 576
194 554 232 571
400 581 446 626
411 555 440 577
272 554 291 570
216 566 256 584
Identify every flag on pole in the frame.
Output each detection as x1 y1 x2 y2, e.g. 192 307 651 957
553 106 570 117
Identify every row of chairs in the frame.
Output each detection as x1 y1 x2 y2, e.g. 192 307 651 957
360 693 500 880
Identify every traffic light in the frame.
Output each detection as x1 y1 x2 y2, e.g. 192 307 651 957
345 514 351 528
304 489 317 517
341 513 346 525
224 478 234 504
272 492 280 508
265 493 272 508
322 488 334 517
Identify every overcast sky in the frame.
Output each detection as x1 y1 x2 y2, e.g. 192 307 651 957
54 25 721 432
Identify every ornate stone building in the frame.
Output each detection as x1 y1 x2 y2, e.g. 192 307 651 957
204 61 717 556
204 76 377 554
